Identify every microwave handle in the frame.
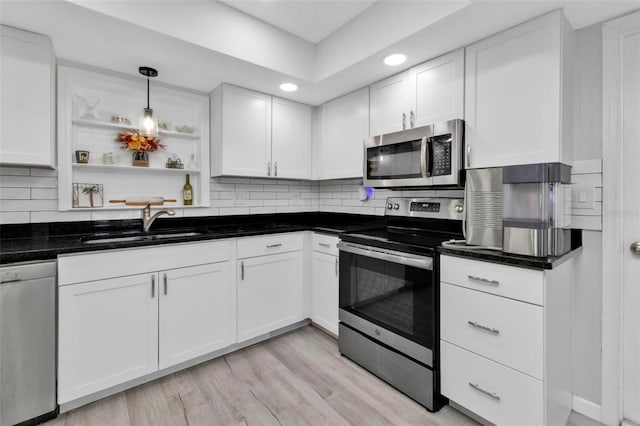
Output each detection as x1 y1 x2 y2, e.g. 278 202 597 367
421 137 432 178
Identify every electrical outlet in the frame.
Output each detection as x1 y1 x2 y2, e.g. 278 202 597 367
291 192 302 205
571 185 594 210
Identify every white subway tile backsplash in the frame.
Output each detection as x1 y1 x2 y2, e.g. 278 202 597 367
31 188 58 200
0 167 30 176
0 211 30 224
0 176 57 188
0 188 30 200
30 168 58 177
0 199 57 212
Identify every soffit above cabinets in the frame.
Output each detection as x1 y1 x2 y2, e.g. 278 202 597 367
0 0 637 106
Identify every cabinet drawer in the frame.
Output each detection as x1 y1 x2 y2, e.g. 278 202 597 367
237 233 303 259
58 241 231 285
441 341 543 426
441 283 543 379
440 255 543 305
312 233 339 256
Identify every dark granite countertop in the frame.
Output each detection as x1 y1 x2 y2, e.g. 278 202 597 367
439 244 581 270
0 212 385 264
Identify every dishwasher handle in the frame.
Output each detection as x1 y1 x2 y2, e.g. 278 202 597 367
1 261 56 284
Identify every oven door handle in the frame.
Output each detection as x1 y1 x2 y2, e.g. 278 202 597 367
337 242 433 270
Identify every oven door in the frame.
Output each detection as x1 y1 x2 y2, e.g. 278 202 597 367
337 242 435 366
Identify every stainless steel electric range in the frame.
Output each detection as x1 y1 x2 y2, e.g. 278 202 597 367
337 197 464 412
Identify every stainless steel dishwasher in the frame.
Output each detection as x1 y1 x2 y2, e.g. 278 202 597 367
0 261 57 426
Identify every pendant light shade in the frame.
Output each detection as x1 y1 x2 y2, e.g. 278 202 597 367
138 66 158 137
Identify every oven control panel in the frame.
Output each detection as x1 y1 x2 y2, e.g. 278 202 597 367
410 202 440 213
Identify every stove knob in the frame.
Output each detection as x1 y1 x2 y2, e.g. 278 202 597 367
455 204 464 213
393 203 400 210
387 203 393 210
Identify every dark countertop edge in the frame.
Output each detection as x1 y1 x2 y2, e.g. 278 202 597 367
0 213 385 264
439 245 582 270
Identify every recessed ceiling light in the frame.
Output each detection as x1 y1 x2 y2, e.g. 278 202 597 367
279 83 298 92
383 54 407 66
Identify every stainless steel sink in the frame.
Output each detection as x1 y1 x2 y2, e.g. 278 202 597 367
82 231 205 244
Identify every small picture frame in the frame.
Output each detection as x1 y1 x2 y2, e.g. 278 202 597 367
73 183 104 208
75 150 90 164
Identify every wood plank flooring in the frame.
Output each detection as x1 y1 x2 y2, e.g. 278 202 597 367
44 326 601 426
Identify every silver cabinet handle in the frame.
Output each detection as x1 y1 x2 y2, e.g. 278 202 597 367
163 273 168 295
410 110 415 128
630 242 640 255
240 261 245 280
469 382 501 401
267 243 282 248
335 258 339 276
319 242 331 248
402 112 407 130
274 161 278 177
466 145 471 168
267 161 271 176
468 320 500 335
467 275 499 286
151 275 155 298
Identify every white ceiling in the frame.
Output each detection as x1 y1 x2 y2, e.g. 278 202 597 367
1 0 638 106
219 0 377 43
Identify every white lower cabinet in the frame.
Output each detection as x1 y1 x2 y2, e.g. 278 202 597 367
237 233 304 342
159 262 233 369
57 241 233 405
58 273 159 404
310 234 339 335
440 254 573 426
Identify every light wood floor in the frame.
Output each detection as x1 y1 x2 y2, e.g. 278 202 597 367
45 326 601 426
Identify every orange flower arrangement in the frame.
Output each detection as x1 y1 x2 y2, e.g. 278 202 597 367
117 132 165 152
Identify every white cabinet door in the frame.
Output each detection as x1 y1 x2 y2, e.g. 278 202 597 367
411 48 464 128
317 88 369 179
369 70 412 136
237 251 303 342
311 251 339 335
159 262 233 369
58 273 158 404
465 11 570 168
272 97 311 179
220 84 272 177
0 25 55 168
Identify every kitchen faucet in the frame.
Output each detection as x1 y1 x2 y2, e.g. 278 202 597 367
141 203 175 232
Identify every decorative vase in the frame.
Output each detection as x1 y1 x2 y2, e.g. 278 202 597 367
132 151 149 167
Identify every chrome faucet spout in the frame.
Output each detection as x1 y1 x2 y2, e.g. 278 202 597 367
141 204 176 232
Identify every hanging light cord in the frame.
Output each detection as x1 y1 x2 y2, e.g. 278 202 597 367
146 77 150 109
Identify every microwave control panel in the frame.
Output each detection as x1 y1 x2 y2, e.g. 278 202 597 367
429 134 452 176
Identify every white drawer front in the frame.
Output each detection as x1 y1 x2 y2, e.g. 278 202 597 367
441 283 543 379
441 341 543 426
237 232 303 259
58 240 231 285
312 233 339 256
441 255 544 305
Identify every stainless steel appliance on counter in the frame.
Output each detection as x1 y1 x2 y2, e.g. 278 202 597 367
338 197 465 411
464 167 504 249
364 119 464 188
0 261 57 426
502 162 572 257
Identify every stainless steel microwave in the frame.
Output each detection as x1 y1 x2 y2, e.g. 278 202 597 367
363 119 464 188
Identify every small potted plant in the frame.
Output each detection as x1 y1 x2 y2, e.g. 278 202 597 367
117 132 165 167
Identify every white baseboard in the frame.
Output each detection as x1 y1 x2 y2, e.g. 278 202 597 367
573 395 602 423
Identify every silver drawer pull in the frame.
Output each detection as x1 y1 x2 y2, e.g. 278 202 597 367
267 243 282 248
469 382 501 401
319 242 331 248
467 275 499 286
467 320 500 335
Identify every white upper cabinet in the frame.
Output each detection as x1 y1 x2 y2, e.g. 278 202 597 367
369 70 412 136
464 10 574 169
272 97 311 179
211 84 271 177
411 49 464 128
211 84 311 179
369 49 464 137
314 87 369 180
0 25 55 168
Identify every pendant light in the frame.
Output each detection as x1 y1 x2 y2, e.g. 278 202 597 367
138 66 158 137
